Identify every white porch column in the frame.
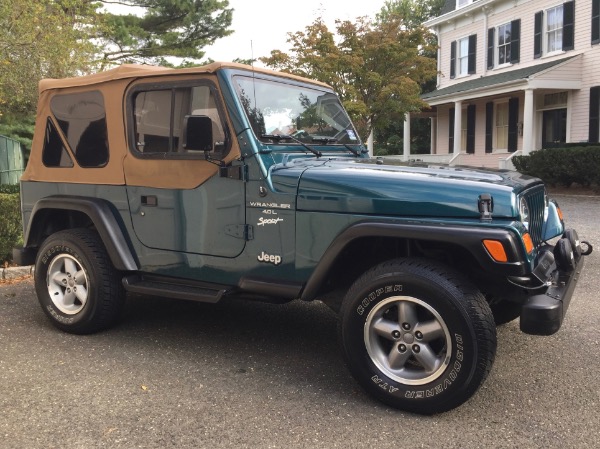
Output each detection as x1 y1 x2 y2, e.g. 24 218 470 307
367 129 374 156
403 113 411 162
522 89 534 155
430 117 437 154
453 100 462 155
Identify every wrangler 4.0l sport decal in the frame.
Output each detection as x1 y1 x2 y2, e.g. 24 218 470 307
249 202 291 209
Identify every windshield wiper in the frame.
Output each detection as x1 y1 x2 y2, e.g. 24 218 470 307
261 134 322 157
310 137 364 157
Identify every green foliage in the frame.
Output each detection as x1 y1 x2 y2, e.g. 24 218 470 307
0 1 234 119
0 185 20 194
0 114 35 157
0 193 22 263
99 0 233 66
512 147 600 187
0 0 99 117
261 15 437 141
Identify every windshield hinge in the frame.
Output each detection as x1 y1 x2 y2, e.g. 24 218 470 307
225 224 254 241
478 193 494 221
220 164 248 181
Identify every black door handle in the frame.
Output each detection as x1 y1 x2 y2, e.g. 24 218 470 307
141 195 157 206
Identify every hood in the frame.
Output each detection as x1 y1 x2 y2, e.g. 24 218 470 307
270 158 542 218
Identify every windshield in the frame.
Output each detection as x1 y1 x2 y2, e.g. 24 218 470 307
234 76 360 145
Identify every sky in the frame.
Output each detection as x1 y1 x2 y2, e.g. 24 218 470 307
203 0 389 63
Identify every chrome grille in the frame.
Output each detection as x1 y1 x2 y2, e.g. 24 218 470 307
524 185 546 246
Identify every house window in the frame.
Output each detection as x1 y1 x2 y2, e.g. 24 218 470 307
592 0 600 44
495 103 509 150
487 21 520 69
534 2 574 58
547 5 564 53
498 23 512 65
457 0 472 9
458 38 469 75
451 35 476 78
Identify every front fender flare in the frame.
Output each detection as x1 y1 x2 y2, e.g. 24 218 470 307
300 221 527 301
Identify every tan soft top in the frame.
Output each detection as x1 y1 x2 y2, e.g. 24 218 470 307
39 62 332 92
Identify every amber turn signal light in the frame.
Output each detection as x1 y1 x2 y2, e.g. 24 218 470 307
522 232 534 254
483 240 508 263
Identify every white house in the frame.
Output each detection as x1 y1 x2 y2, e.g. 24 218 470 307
403 0 600 168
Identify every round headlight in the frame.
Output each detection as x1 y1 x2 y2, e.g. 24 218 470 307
519 197 530 229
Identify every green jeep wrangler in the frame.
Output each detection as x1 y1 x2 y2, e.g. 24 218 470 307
15 63 592 414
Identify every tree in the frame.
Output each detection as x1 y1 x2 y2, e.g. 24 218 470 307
0 0 98 117
98 0 233 66
377 0 446 30
260 15 437 142
374 0 446 155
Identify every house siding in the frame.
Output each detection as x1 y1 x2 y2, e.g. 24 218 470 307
423 0 600 168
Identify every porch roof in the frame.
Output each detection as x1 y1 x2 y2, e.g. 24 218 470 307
422 55 580 105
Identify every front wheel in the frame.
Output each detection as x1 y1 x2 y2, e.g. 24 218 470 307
339 259 496 414
34 228 125 334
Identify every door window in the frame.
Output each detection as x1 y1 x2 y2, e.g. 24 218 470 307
132 84 228 157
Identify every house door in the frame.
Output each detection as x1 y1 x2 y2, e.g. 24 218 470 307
542 109 567 146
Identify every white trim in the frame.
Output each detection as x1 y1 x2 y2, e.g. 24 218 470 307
424 0 497 27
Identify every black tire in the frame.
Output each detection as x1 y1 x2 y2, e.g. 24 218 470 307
34 228 125 334
489 300 522 326
339 258 496 414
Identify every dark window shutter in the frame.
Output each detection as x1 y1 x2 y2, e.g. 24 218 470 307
511 20 521 63
563 1 575 51
508 98 519 152
593 0 600 44
468 34 477 74
449 108 455 153
534 11 543 58
466 105 476 154
450 41 456 79
485 102 494 153
487 28 495 69
589 86 600 143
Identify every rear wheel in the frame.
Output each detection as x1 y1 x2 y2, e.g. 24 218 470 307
34 228 125 334
339 258 496 414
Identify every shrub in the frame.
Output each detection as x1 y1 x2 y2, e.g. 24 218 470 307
0 184 20 194
512 146 600 187
0 193 22 263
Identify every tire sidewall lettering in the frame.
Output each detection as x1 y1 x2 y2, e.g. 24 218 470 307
346 281 474 403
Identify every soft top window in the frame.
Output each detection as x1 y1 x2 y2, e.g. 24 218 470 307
130 83 229 158
50 90 109 168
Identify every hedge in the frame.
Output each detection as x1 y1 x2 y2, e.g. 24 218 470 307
512 146 600 187
0 192 22 263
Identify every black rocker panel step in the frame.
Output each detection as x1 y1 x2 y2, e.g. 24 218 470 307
122 274 229 303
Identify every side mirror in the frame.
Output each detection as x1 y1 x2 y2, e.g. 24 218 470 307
183 115 213 151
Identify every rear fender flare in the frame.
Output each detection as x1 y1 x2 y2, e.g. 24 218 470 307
25 195 138 271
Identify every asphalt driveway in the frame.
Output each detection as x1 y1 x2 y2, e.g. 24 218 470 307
1 193 599 449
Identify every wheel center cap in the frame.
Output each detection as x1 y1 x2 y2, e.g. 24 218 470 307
403 333 415 344
68 279 75 287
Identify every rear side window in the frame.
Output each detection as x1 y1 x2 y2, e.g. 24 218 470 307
42 118 74 168
131 84 228 157
50 91 109 167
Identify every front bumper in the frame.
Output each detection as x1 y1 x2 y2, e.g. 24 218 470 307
520 237 589 336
